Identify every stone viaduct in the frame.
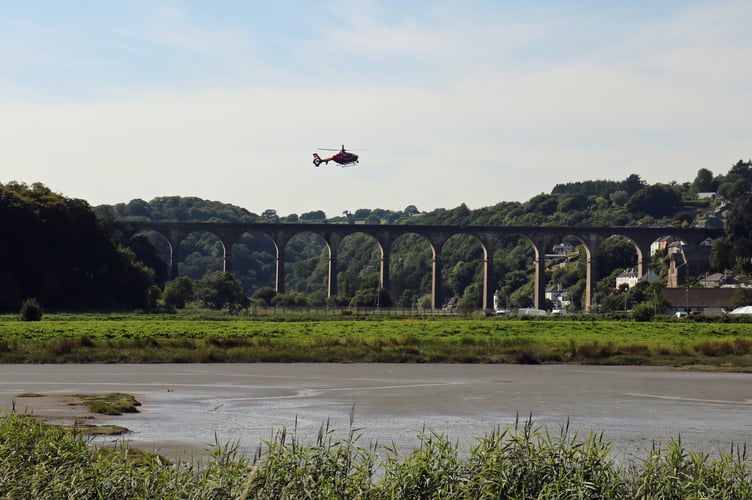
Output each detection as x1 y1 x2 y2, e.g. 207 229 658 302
127 221 723 311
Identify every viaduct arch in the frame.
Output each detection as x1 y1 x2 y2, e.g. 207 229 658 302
127 221 723 311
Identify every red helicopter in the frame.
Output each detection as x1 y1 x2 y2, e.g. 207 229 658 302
313 145 359 167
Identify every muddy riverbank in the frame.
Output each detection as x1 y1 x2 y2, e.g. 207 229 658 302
2 364 751 459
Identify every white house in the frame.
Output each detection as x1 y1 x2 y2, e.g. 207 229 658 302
615 268 639 289
616 268 659 289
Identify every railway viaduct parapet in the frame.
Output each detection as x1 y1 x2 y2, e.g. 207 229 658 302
127 221 723 311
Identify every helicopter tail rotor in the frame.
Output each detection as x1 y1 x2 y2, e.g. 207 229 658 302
312 153 324 167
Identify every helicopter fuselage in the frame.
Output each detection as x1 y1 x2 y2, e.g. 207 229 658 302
313 146 359 167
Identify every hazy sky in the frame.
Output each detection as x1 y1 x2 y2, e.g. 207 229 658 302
2 1 751 217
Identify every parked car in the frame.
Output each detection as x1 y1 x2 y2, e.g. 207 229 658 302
518 308 547 316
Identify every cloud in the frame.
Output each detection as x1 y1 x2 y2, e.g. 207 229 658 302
1 1 751 216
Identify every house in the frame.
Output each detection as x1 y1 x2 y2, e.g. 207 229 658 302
616 268 660 290
650 235 675 256
667 244 712 288
615 269 639 289
641 269 660 284
697 192 717 200
545 283 570 309
552 242 575 255
699 272 727 288
696 216 725 229
662 288 736 316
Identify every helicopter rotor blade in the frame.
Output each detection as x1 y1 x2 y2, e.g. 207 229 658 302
317 148 367 151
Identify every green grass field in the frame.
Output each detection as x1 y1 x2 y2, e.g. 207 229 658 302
2 313 752 367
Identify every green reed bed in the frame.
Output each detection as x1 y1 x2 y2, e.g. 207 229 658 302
2 412 752 499
1 314 752 366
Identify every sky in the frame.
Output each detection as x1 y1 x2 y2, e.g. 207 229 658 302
1 1 751 217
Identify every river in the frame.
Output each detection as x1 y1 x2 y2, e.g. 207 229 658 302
2 364 751 461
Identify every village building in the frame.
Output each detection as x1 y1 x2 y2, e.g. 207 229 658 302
615 268 639 289
667 244 713 288
650 235 679 256
545 283 570 310
615 268 660 289
662 288 737 316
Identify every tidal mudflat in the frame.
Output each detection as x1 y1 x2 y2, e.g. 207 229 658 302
2 363 751 459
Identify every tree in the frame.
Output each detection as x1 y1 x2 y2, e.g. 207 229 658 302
271 292 309 307
625 184 682 218
717 160 752 199
727 194 752 241
19 298 43 321
692 168 716 192
631 303 655 322
365 214 381 224
162 277 195 309
300 210 326 221
261 209 279 222
558 194 588 212
598 237 637 273
404 205 420 217
196 271 247 310
712 194 752 273
349 287 393 308
251 286 277 306
526 194 558 216
622 174 646 195
0 182 157 311
127 234 169 285
731 288 752 309
124 198 152 218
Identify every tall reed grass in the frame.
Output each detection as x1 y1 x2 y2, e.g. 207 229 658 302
2 412 751 499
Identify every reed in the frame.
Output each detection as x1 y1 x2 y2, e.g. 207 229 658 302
2 412 752 498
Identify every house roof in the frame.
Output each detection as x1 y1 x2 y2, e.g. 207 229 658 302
662 288 737 308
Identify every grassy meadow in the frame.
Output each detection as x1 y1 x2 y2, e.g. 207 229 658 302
1 313 752 367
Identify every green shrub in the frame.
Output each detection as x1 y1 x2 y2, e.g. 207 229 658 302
631 303 655 322
18 298 43 321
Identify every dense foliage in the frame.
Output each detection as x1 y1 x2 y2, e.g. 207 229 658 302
0 182 156 311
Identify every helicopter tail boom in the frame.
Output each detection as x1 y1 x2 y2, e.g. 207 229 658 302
312 153 328 167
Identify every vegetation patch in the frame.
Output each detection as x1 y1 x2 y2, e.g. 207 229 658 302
16 391 141 415
1 314 751 368
2 412 752 498
71 393 141 415
61 423 130 436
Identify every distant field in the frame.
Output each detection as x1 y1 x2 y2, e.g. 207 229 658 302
1 314 752 367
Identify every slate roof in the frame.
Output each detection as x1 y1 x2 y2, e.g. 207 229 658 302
662 288 736 308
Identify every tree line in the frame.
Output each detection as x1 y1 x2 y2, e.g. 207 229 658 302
1 159 750 313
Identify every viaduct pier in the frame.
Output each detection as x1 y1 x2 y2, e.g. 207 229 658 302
127 221 723 311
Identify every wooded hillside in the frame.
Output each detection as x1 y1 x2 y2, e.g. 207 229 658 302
2 159 750 312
